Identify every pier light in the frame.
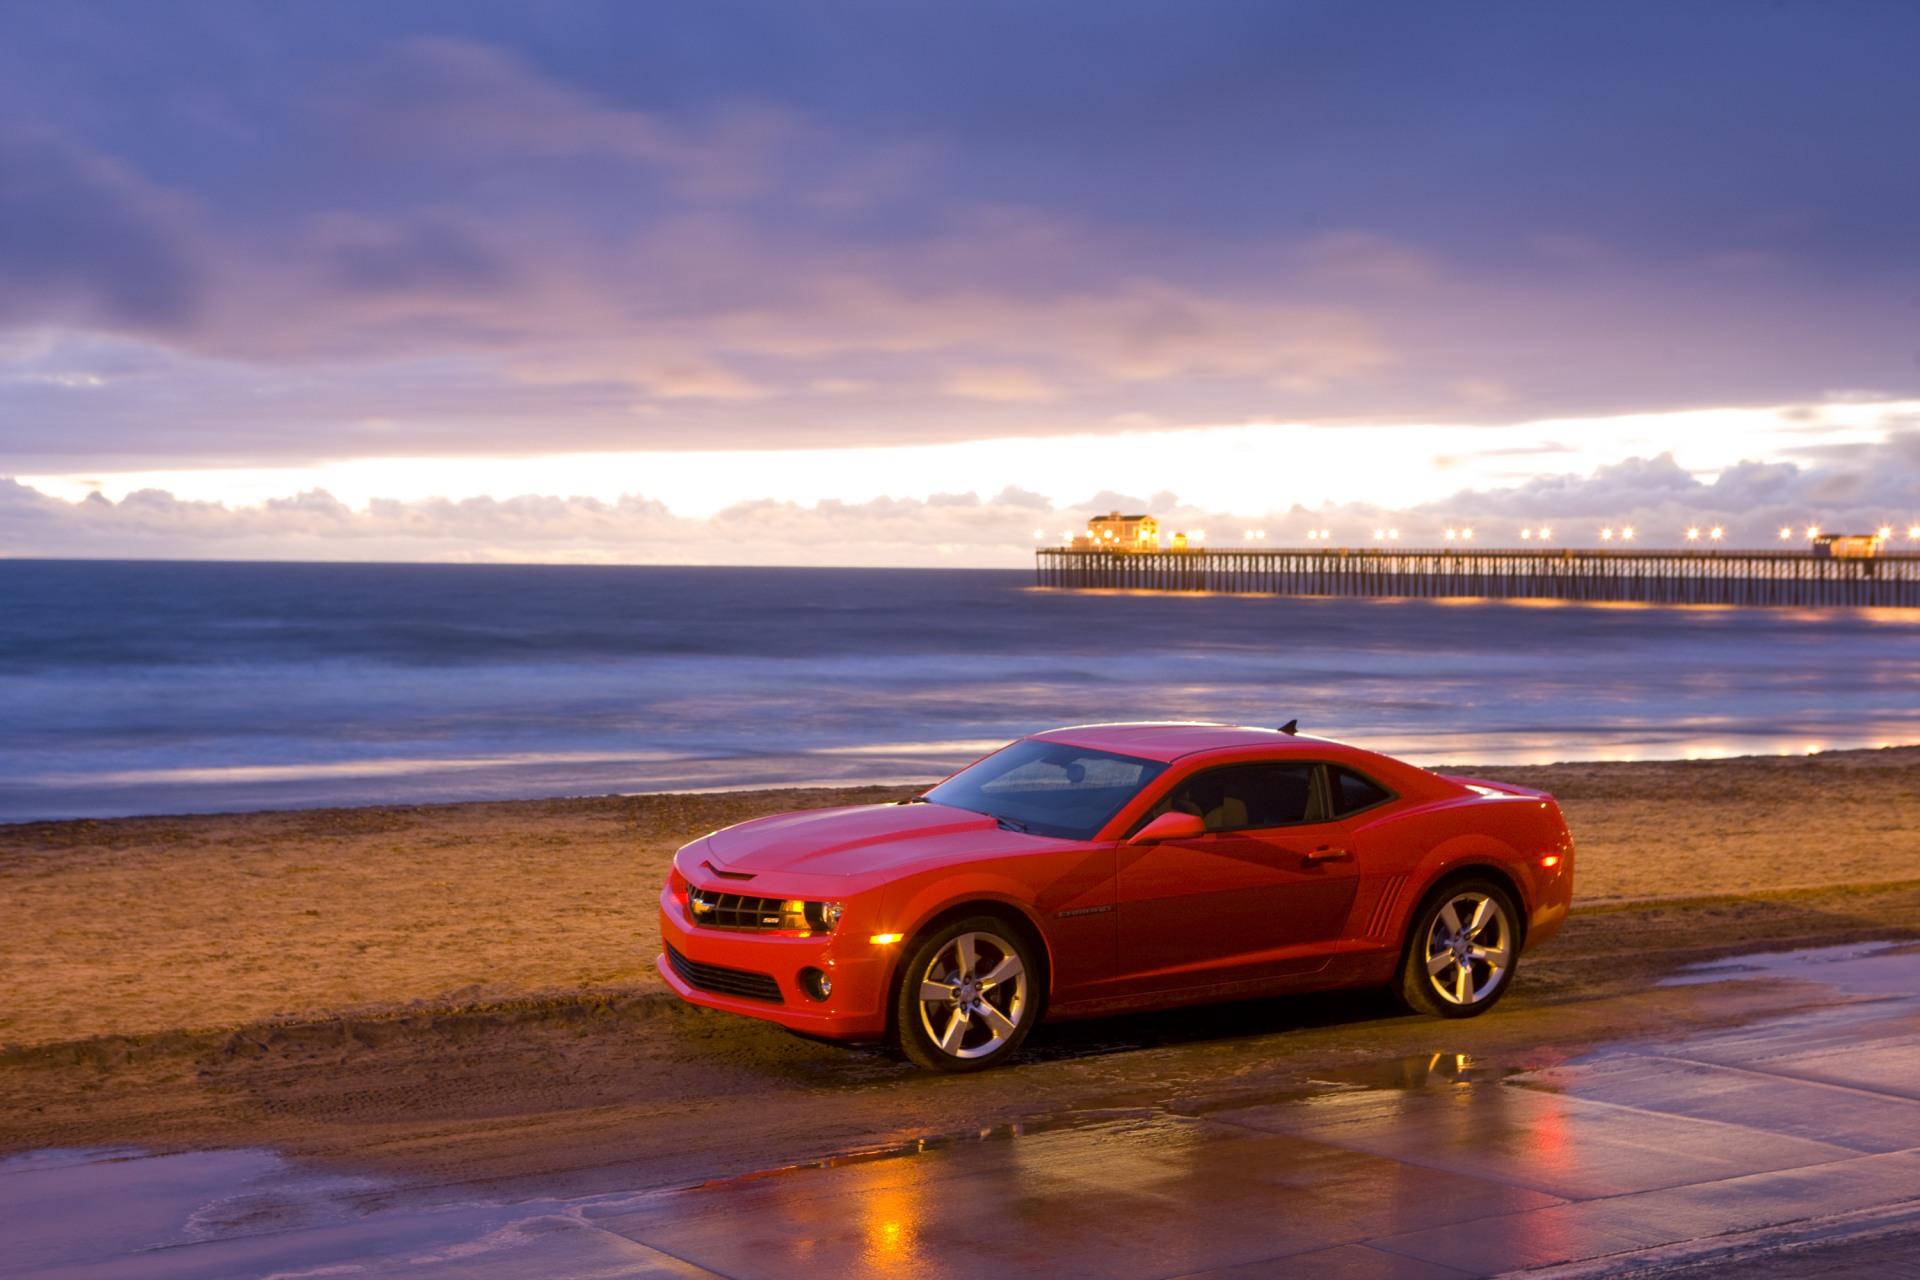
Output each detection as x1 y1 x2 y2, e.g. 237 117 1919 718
1877 526 1893 540
1461 527 1473 540
1520 527 1534 540
1060 530 1073 542
1319 528 1331 539
1372 528 1385 541
1710 526 1724 541
1909 525 1920 541
1686 527 1701 542
1444 528 1457 541
1600 527 1615 541
1305 529 1318 541
1192 529 1205 541
1806 525 1820 539
1779 526 1793 540
1539 526 1552 541
1033 529 1045 541
1388 528 1400 540
1621 526 1635 540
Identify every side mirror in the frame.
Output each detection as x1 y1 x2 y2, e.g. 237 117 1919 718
1128 811 1206 844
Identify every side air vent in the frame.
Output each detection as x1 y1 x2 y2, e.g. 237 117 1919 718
1366 874 1407 938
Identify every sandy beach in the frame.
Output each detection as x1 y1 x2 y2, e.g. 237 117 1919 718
4 748 1917 1051
2 747 1917 1193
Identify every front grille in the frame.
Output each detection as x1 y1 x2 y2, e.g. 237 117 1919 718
664 941 784 1003
687 887 792 930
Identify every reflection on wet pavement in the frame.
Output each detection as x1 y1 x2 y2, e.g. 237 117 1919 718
5 944 1920 1278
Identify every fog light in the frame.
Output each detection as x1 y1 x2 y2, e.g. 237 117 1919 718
799 967 832 1001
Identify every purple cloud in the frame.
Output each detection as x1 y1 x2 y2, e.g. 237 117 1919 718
1 5 1918 478
0 126 202 331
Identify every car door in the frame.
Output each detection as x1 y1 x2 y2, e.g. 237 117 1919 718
1115 760 1363 990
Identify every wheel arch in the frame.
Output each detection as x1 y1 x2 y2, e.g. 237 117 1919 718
885 895 1055 1031
1401 861 1529 964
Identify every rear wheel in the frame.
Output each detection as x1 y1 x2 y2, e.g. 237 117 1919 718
893 916 1037 1072
1399 879 1519 1018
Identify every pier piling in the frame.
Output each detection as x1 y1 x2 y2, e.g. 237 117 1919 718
1033 547 1920 608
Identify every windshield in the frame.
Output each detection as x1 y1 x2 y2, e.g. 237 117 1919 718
922 739 1167 840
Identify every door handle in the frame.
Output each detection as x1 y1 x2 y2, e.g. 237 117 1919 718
1303 845 1352 864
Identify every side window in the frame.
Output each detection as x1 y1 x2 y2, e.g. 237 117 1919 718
1330 766 1392 816
1165 763 1322 832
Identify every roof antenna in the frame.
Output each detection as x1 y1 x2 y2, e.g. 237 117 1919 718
1279 719 1299 735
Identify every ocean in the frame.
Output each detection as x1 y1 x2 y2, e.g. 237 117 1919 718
3 559 1916 823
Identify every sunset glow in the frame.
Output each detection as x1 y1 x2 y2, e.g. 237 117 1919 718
0 3 1915 564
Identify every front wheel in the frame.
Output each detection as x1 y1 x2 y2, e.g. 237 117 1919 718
1399 879 1520 1018
893 916 1037 1072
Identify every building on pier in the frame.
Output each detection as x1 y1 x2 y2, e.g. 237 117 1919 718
1813 533 1885 559
1072 511 1160 551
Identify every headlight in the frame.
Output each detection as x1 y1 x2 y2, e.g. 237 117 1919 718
793 900 845 933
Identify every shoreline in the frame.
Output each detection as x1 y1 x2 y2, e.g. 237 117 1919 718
8 736 1917 831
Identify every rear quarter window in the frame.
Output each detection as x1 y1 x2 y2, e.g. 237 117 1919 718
1331 766 1393 815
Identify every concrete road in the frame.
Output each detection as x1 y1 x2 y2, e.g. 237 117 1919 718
6 944 1920 1279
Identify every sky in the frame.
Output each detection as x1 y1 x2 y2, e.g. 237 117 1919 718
2 0 1918 564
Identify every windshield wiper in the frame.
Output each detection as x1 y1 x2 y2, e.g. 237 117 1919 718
992 814 1032 833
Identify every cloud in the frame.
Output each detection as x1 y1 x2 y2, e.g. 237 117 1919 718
0 126 202 331
1082 490 1156 514
313 213 510 298
320 36 884 207
990 485 1054 511
941 366 1056 402
0 479 1074 566
5 431 1917 567
3 9 1920 474
1296 232 1439 288
1386 449 1920 545
323 37 682 168
644 362 766 400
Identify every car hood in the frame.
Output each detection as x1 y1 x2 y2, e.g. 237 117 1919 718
701 802 1027 878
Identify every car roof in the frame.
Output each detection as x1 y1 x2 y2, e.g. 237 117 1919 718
1030 721 1337 762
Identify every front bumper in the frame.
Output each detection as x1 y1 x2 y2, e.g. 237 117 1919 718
656 888 894 1040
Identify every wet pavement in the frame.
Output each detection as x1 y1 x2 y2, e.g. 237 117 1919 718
5 943 1920 1279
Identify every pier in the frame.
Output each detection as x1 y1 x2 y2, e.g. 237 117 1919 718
1034 546 1920 607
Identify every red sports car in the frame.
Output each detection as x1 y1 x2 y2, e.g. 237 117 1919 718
657 723 1574 1072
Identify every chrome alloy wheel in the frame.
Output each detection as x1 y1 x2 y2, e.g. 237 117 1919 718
1423 891 1512 1006
915 930 1028 1060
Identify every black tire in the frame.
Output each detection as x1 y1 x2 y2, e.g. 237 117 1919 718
1399 877 1521 1018
892 915 1038 1072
